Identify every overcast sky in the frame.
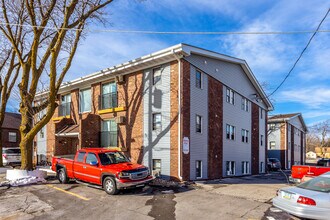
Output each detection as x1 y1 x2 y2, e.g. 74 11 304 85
10 0 330 126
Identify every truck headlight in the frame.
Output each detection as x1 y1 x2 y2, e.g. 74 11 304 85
119 172 130 179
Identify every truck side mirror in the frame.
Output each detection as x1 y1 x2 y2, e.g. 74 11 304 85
90 161 98 166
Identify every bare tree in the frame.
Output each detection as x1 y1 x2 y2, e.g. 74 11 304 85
0 34 21 167
0 0 113 170
309 120 330 157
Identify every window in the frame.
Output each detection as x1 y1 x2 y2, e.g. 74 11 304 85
260 162 264 173
260 135 264 146
242 161 250 174
8 132 17 143
226 124 235 140
80 88 91 112
226 161 235 176
85 153 98 164
241 98 249 112
260 109 263 119
196 115 202 133
76 152 86 162
196 160 202 178
269 141 276 149
101 82 117 109
241 129 249 143
40 127 45 139
226 87 235 105
270 124 276 131
195 70 202 89
101 120 117 147
152 159 161 177
152 113 162 131
153 67 161 85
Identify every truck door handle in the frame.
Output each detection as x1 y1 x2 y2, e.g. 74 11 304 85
83 166 86 169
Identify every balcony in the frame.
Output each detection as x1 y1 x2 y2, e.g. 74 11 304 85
99 92 118 110
58 102 71 117
100 131 118 147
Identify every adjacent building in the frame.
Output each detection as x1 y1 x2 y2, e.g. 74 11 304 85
267 113 307 169
35 44 273 181
1 112 21 149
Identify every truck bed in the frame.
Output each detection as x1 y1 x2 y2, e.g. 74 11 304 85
53 154 75 160
291 165 330 182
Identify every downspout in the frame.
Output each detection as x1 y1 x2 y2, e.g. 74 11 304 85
173 50 183 180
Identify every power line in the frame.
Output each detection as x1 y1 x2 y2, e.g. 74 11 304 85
267 8 330 97
0 22 330 35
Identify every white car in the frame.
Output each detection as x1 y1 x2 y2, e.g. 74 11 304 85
2 148 21 166
273 172 330 220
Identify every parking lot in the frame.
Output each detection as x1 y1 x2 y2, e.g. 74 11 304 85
0 171 299 220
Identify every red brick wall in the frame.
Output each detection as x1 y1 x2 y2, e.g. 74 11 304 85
181 59 190 181
80 113 101 148
207 75 223 179
291 125 295 168
251 103 259 175
116 71 144 163
301 131 304 164
170 61 180 180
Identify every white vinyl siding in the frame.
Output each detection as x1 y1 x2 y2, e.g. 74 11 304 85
143 63 171 179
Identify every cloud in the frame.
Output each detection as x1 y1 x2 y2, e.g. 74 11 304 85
65 33 169 82
279 87 330 108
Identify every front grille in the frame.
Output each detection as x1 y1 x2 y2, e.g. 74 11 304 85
129 170 148 180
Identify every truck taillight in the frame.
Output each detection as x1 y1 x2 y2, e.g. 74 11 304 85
2 154 7 159
297 196 316 206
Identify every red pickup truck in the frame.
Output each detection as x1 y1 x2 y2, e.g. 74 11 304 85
52 148 153 195
290 159 330 183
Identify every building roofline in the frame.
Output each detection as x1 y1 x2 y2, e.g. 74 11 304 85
35 43 273 110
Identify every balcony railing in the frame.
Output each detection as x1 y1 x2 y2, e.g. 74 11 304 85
99 92 118 110
100 131 117 147
58 102 71 117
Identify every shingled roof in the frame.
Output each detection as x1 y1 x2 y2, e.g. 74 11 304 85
268 113 300 120
1 112 21 130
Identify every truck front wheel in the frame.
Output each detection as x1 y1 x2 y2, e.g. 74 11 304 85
103 177 119 195
58 168 69 184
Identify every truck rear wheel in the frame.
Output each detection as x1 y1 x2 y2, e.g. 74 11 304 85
103 177 119 195
58 168 69 184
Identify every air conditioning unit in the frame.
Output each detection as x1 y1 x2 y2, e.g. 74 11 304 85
115 75 125 83
115 116 125 124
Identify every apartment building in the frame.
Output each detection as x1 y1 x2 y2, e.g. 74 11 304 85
35 44 273 181
267 113 307 169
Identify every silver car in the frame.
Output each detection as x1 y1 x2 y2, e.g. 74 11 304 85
273 172 330 220
2 147 21 166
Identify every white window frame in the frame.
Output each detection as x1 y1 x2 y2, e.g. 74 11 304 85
195 70 202 89
8 132 17 143
226 87 235 105
79 88 92 113
241 129 249 143
269 141 276 149
242 161 250 175
196 115 202 133
196 160 202 179
152 113 162 131
226 161 235 176
226 124 235 140
241 97 249 112
153 66 162 85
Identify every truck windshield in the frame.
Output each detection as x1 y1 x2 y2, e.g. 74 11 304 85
297 177 330 193
98 152 129 165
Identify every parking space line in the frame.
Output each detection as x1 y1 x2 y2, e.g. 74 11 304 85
46 184 90 201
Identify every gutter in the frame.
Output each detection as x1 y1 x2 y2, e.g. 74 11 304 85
173 49 184 180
